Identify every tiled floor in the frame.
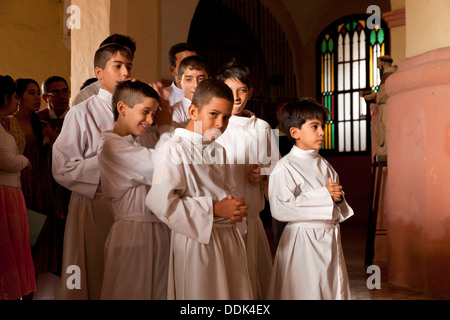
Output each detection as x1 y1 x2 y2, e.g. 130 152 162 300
266 222 450 300
340 223 450 300
31 222 449 301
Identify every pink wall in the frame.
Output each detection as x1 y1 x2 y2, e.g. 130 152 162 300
385 46 450 296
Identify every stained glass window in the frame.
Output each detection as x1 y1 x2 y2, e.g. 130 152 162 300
317 15 389 154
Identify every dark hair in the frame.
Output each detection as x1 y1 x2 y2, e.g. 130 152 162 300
15 78 41 98
112 80 160 121
215 59 253 89
100 34 137 56
169 42 198 67
192 79 233 111
15 78 45 145
42 76 68 95
80 77 98 91
94 43 133 70
280 98 329 145
0 75 16 108
177 55 209 80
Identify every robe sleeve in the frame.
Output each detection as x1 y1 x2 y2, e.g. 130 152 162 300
261 123 281 176
0 133 29 172
145 141 214 244
327 166 354 223
52 108 100 199
268 161 335 222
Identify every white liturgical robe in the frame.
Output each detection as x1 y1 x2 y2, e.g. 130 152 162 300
146 128 253 300
98 132 171 300
52 89 115 300
171 97 191 123
216 114 279 299
267 146 354 300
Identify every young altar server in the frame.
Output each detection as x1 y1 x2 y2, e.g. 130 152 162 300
98 80 173 300
52 43 133 300
145 79 254 300
266 98 354 300
215 59 279 299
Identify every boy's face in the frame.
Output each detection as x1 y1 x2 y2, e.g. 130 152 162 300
189 97 233 141
119 97 159 137
180 67 208 101
96 52 132 94
224 78 253 116
170 50 197 83
291 118 325 151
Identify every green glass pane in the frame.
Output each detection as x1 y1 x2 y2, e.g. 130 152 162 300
332 123 335 149
346 23 351 31
352 21 358 30
370 29 376 46
322 39 327 54
328 38 334 52
377 28 385 44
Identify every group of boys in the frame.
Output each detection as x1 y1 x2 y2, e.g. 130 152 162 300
51 34 354 301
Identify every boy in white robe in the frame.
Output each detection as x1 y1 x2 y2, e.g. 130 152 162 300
98 80 173 300
146 79 254 300
171 56 209 123
52 44 133 300
215 60 279 299
165 42 197 107
267 98 354 300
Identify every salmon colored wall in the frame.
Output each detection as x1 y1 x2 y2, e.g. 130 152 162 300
385 46 450 295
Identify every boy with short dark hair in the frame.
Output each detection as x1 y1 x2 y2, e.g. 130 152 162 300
73 34 137 105
166 42 197 106
267 98 354 300
171 55 209 123
98 80 172 300
146 79 253 300
52 43 133 300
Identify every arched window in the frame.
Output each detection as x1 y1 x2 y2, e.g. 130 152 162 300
317 15 389 155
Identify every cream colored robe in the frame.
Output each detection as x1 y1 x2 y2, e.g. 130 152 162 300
146 128 253 300
98 131 171 300
52 89 115 300
216 114 279 299
267 146 354 300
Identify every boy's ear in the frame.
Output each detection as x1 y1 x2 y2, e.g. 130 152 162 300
117 101 127 116
248 87 254 100
42 94 49 104
289 126 301 140
169 65 176 77
188 104 198 120
95 66 103 81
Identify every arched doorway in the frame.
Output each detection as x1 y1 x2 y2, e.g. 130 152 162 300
188 0 297 128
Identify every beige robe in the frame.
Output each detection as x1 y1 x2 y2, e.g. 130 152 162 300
98 131 171 300
146 128 253 300
216 114 279 299
52 89 115 300
267 146 354 300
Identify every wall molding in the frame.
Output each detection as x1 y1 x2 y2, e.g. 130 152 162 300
382 8 405 28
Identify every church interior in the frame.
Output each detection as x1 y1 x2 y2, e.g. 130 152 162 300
1 0 450 300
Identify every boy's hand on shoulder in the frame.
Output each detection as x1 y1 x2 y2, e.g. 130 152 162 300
150 82 173 127
326 177 344 203
214 195 248 223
